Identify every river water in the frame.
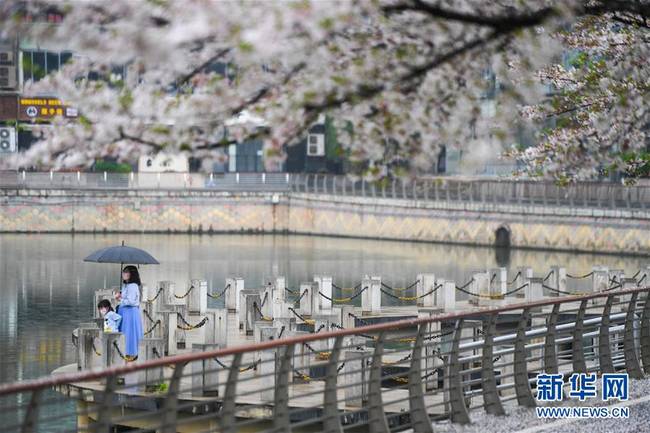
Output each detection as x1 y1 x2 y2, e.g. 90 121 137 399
0 233 648 431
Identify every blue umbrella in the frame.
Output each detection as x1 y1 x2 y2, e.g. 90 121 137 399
84 241 160 265
84 241 160 288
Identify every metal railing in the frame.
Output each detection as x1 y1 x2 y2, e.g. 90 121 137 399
0 171 292 192
3 171 650 209
1 286 650 433
289 173 650 210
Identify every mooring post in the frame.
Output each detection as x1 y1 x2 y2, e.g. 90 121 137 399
257 327 278 402
361 276 381 314
139 338 164 391
273 316 294 336
100 331 126 368
159 310 178 355
244 293 263 335
188 279 208 314
238 289 258 331
315 275 333 312
515 267 533 298
489 267 507 298
344 346 370 407
469 272 488 306
162 281 185 308
417 274 436 307
77 326 101 370
225 277 244 312
340 305 355 330
205 307 228 346
192 343 220 397
549 266 567 296
299 282 314 316
291 330 311 383
439 280 456 311
261 283 274 319
526 277 544 302
274 276 286 302
592 267 609 292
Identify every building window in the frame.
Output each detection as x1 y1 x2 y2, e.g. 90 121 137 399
22 50 73 82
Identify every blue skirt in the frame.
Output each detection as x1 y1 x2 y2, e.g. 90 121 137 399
119 305 143 357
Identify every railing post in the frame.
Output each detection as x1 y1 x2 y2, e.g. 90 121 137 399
323 336 344 433
544 303 560 374
368 331 390 433
641 291 650 373
92 374 118 433
160 362 185 433
402 179 406 198
598 295 615 373
481 314 505 415
624 291 644 379
408 324 434 433
21 389 43 433
572 300 588 373
220 353 242 433
391 179 396 199
273 344 294 432
514 307 536 407
447 318 470 424
361 178 365 196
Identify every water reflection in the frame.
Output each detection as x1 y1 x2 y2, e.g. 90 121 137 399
0 233 648 431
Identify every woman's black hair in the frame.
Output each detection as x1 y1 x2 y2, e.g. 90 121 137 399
97 299 114 312
122 265 142 286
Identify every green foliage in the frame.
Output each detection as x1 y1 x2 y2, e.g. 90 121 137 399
93 159 132 173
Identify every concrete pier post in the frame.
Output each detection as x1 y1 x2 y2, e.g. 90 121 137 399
149 282 167 316
315 275 333 312
273 317 294 337
162 281 185 308
344 347 370 407
439 280 456 311
274 276 286 302
489 268 507 298
225 277 244 312
238 289 259 331
592 267 609 292
77 326 101 370
160 310 178 355
192 343 220 397
205 308 228 346
292 330 311 383
549 266 567 296
340 305 355 330
257 326 278 402
188 279 208 314
361 276 381 314
100 332 126 368
299 282 314 316
417 274 436 307
609 269 625 287
139 338 164 390
526 277 544 301
261 283 274 319
172 304 188 349
515 267 533 298
469 272 488 305
244 293 263 335
313 312 339 352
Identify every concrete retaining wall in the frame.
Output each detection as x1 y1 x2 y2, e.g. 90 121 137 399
1 188 649 254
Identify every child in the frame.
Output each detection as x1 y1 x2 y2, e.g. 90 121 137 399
98 299 122 333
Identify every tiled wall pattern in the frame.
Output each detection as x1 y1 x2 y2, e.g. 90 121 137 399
1 191 649 254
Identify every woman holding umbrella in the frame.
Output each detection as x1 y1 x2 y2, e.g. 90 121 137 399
115 265 144 361
84 242 159 361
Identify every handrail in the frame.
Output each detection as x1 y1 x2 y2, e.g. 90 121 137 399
1 284 648 396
